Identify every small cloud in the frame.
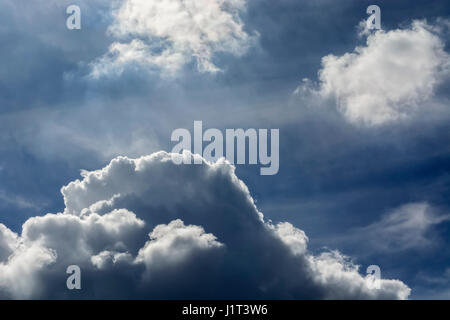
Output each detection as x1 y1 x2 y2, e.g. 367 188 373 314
90 0 258 78
0 191 42 211
294 20 450 127
350 202 450 252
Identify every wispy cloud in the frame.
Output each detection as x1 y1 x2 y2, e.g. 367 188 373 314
0 191 42 211
345 202 450 252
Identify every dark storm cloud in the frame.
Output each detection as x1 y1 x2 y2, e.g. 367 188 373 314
0 151 410 299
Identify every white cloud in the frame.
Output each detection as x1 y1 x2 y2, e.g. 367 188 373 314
22 209 146 264
0 191 42 210
354 202 450 252
0 151 410 299
270 221 308 256
0 224 19 262
0 208 145 298
309 250 410 299
91 0 256 77
91 250 133 270
0 243 56 299
296 20 450 126
136 219 224 280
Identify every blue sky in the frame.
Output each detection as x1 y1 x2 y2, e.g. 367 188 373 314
0 0 449 299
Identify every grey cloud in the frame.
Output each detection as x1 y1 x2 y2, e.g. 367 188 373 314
0 151 410 299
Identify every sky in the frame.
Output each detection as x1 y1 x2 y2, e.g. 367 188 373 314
0 0 449 299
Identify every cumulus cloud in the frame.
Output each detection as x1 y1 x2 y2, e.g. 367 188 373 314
22 209 146 263
295 20 450 126
0 225 19 262
0 226 56 299
136 219 224 267
0 151 410 299
90 0 256 77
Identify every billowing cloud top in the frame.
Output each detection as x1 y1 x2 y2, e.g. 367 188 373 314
0 151 410 299
296 20 450 126
90 0 256 77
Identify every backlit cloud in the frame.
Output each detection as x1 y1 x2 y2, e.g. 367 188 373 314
295 20 450 126
0 151 410 299
90 0 257 77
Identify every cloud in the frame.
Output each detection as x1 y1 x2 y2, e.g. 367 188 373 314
135 219 225 283
0 224 18 262
0 191 42 211
352 202 450 252
0 151 410 299
22 209 146 263
0 230 56 299
295 20 450 126
90 0 257 77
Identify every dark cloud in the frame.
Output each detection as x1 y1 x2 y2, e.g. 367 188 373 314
0 152 409 299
